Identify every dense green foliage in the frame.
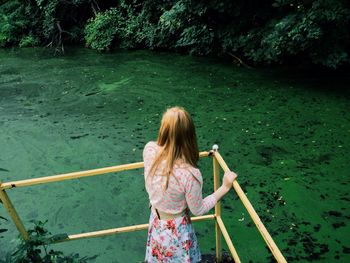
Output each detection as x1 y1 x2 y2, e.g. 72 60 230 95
0 0 349 68
0 220 91 263
0 0 88 51
85 8 120 51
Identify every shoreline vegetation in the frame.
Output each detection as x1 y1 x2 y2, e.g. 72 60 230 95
0 0 349 69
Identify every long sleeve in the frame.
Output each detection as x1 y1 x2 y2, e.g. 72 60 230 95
184 169 217 216
143 141 158 178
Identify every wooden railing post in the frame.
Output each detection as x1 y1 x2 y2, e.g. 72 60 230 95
213 151 287 263
0 181 29 241
213 147 222 262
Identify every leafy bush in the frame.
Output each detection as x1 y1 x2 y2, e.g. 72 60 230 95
176 25 214 55
0 1 37 47
0 220 92 263
19 35 40 48
85 8 121 51
0 0 349 68
0 0 90 49
84 1 156 51
231 0 350 68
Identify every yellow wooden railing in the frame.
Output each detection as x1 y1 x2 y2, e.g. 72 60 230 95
0 146 287 262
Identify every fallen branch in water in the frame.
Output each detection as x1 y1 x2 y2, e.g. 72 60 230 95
227 52 252 69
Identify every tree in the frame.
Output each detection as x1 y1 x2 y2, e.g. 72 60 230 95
0 0 349 68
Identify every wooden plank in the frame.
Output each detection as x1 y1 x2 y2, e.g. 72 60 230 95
1 151 209 190
213 157 222 262
1 162 143 189
214 152 287 263
216 216 241 263
0 182 29 240
55 214 215 242
199 151 210 158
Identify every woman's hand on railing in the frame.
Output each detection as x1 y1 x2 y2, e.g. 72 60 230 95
222 171 237 191
213 171 237 201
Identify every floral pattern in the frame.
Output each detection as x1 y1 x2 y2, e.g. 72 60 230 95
145 210 201 263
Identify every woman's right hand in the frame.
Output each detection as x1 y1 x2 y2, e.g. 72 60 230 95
222 171 237 190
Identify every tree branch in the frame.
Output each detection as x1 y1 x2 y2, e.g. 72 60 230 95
227 52 252 69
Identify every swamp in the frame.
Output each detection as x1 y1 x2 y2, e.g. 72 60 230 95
0 47 349 262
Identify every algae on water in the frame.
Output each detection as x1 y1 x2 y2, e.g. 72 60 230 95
0 48 349 263
98 77 133 92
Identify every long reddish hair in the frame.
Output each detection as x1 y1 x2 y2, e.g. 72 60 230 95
149 106 199 189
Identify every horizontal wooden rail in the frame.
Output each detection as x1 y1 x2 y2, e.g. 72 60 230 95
214 151 287 263
1 151 210 190
55 214 215 242
216 216 241 263
1 162 142 190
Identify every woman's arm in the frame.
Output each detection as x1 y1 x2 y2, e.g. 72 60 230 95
213 171 237 201
143 141 158 176
184 170 237 216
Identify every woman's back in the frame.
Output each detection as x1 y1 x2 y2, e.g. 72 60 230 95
143 141 216 216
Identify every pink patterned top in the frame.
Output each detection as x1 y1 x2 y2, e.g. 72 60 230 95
143 141 217 216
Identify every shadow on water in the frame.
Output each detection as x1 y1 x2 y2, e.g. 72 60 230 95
260 65 350 94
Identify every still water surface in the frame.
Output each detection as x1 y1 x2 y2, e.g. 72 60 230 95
0 48 349 262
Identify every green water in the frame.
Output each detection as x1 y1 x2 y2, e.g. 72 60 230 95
0 48 349 262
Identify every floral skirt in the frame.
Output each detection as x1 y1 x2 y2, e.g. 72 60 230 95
145 210 201 263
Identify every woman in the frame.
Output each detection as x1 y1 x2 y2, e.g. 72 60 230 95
143 106 237 263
